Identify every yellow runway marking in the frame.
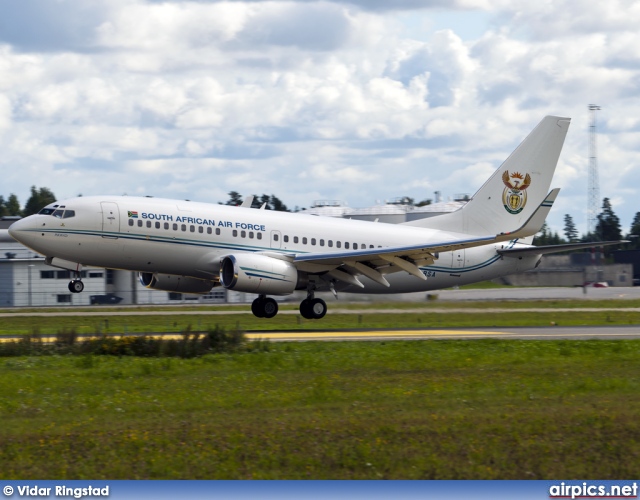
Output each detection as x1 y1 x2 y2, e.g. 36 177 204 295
246 330 509 341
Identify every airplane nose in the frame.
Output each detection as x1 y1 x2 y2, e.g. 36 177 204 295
7 217 32 244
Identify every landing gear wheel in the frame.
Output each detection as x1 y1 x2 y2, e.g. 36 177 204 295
300 299 312 319
300 297 327 319
251 296 279 318
309 298 327 319
262 298 278 319
68 279 84 293
251 297 266 318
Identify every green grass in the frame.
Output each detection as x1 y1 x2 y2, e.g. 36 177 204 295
1 340 639 479
1 306 640 335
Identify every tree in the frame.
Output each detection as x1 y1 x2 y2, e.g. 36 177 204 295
224 191 244 206
5 194 21 216
269 194 289 212
563 214 579 243
627 212 640 249
0 196 5 217
534 221 563 245
595 198 622 242
23 186 57 216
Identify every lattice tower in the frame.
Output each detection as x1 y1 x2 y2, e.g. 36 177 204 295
588 104 601 237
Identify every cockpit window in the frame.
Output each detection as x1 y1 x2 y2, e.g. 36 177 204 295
38 207 76 218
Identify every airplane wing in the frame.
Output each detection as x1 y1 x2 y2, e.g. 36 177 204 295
498 240 629 257
292 234 496 286
283 190 561 288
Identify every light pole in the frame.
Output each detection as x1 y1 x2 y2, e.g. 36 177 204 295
28 264 34 307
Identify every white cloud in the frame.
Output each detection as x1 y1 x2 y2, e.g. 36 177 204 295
0 0 639 235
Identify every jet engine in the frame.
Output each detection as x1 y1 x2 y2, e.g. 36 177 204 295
219 254 304 295
139 272 216 293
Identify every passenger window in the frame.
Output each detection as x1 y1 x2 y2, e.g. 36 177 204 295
303 237 308 244
190 225 195 232
62 210 75 219
138 220 143 227
233 230 238 237
249 232 254 239
207 227 212 235
370 245 374 249
241 230 246 238
181 224 186 231
311 238 316 245
198 226 203 234
353 243 358 250
320 239 325 246
173 223 178 230
155 222 160 229
294 236 299 244
257 233 262 240
147 221 152 228
337 241 341 248
164 222 169 230
328 240 333 247
128 219 134 227
284 235 289 243
216 228 221 235
345 242 350 249
274 234 279 241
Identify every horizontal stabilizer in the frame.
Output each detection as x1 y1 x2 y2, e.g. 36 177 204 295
498 240 629 257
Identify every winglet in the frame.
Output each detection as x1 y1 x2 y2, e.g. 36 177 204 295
240 196 254 208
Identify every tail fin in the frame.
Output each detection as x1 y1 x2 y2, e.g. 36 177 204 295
405 116 571 236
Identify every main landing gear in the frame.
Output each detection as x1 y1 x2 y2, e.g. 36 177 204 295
299 291 327 320
251 295 279 319
250 293 328 320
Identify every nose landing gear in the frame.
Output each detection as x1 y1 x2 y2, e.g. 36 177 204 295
68 272 84 294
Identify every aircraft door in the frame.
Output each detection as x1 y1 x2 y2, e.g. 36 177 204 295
452 249 465 268
270 230 282 249
101 202 120 238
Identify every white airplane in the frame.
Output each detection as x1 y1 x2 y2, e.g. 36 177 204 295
8 116 622 319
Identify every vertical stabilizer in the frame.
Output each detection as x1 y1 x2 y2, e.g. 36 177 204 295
405 116 571 236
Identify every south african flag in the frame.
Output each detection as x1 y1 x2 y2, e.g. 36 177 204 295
128 211 138 218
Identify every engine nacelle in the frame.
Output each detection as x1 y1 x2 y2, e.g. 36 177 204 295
220 254 301 295
139 272 215 294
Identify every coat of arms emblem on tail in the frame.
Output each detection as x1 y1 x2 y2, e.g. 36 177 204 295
502 170 531 214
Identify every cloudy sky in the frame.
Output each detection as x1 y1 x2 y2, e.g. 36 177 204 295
1 0 639 235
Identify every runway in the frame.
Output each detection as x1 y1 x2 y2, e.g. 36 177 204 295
246 325 640 341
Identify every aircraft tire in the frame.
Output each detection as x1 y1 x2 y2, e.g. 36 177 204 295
251 297 266 318
69 280 84 293
309 298 327 319
262 297 278 319
299 299 313 319
300 298 326 319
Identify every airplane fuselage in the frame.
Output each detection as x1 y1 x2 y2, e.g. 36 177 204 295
10 195 538 295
